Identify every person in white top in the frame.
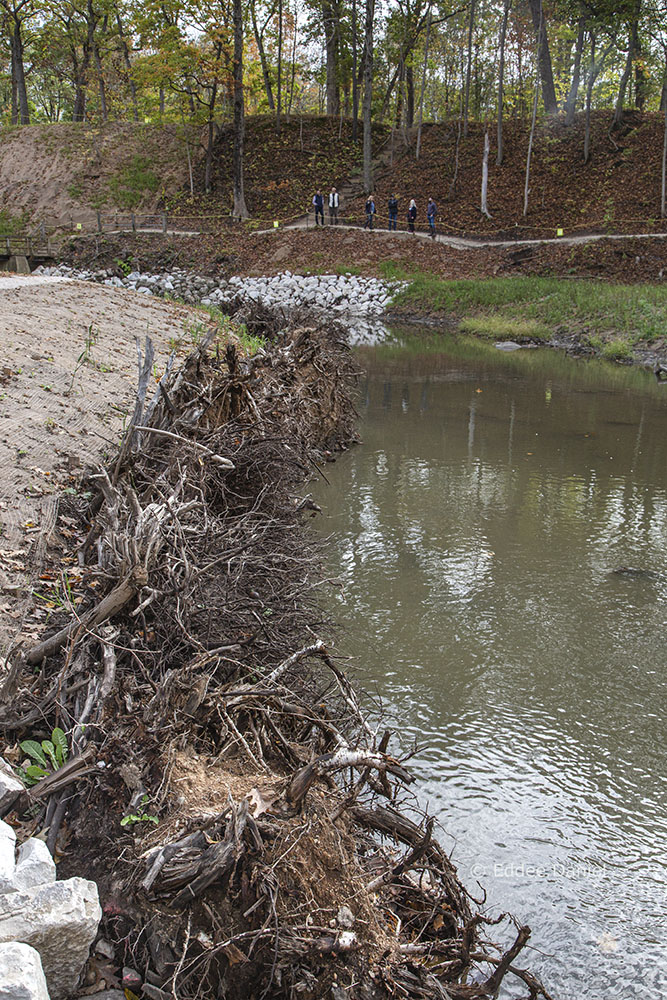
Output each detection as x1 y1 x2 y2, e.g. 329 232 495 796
328 187 339 225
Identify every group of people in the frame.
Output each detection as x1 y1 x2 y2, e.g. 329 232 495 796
311 188 437 237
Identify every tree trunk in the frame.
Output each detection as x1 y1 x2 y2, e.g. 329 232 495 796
523 74 539 215
565 11 586 124
415 5 432 160
406 63 415 128
662 93 667 217
276 0 283 131
251 1 275 111
463 0 476 137
94 42 108 121
481 127 491 218
634 32 648 111
352 0 359 140
614 14 638 125
660 94 667 219
362 0 374 193
496 0 510 164
528 0 558 114
116 13 139 122
10 23 30 125
323 1 340 117
232 0 249 218
287 0 298 116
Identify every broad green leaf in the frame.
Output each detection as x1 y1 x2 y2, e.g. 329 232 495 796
41 740 58 770
20 740 48 768
51 728 68 767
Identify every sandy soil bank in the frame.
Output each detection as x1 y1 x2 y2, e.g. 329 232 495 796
0 279 205 650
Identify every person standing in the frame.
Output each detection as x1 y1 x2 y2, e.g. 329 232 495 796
312 190 324 226
407 199 417 233
328 187 339 225
364 196 376 230
427 197 437 238
388 194 399 230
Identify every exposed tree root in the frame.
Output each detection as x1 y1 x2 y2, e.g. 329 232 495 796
0 311 552 1000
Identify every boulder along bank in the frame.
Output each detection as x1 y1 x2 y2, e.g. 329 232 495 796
0 307 551 1000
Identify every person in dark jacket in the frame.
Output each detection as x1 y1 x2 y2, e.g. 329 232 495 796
388 194 399 230
364 197 376 230
312 190 324 226
407 199 417 233
427 197 437 237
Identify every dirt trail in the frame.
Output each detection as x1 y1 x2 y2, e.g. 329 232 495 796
0 280 204 651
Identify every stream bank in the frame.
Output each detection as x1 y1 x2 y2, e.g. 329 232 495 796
0 307 551 999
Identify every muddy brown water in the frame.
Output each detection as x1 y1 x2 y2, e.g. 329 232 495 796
312 328 667 999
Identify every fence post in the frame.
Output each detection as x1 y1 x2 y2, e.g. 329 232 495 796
131 213 136 232
40 220 46 242
162 212 167 234
97 211 102 233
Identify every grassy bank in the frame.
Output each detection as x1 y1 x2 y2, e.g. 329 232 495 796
381 267 667 361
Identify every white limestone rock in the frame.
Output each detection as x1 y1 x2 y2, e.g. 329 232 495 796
0 941 50 1000
0 877 101 1000
12 840 55 892
0 760 23 817
0 821 16 894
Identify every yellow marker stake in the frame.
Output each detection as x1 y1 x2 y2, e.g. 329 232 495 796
76 223 82 231
556 228 564 237
274 221 279 229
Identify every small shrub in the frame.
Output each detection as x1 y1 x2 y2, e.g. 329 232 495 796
601 339 632 362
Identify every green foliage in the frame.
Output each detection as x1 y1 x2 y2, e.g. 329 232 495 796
459 316 549 341
121 794 159 827
237 326 266 356
108 156 160 210
392 274 667 353
17 728 68 786
0 209 29 235
601 339 632 361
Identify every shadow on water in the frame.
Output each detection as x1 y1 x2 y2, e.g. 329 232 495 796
313 324 667 1000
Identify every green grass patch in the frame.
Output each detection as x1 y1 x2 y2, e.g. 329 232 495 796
459 316 549 341
108 155 160 210
0 209 29 234
389 273 667 348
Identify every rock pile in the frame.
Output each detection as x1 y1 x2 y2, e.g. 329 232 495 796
0 807 100 1000
33 266 405 344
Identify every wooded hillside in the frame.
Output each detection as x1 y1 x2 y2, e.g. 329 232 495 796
2 1 667 223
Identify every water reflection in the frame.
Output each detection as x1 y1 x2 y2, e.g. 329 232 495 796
313 329 667 999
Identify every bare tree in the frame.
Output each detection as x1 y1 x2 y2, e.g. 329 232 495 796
362 0 375 192
415 3 432 160
565 7 586 124
463 0 476 137
481 127 492 218
528 0 558 114
233 0 249 219
496 0 511 164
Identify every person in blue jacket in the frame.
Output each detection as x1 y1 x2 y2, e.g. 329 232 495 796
364 196 376 230
427 197 437 237
312 190 324 226
388 194 399 230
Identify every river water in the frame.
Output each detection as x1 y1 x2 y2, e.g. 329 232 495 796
312 327 667 999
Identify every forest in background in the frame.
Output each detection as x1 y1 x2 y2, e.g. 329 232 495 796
2 1 667 219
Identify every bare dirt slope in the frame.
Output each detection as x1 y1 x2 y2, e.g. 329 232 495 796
0 278 206 651
0 123 198 226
